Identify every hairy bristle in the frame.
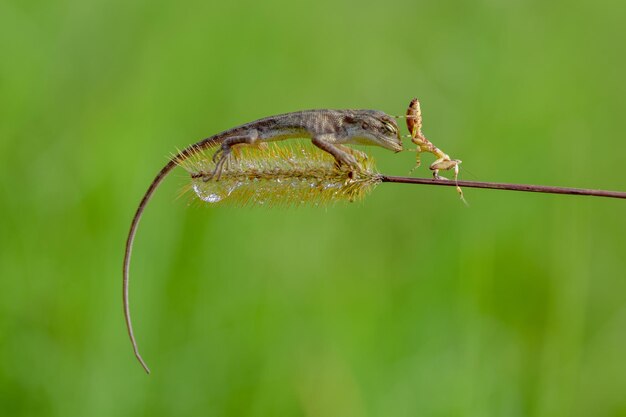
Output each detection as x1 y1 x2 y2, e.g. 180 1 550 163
177 143 381 207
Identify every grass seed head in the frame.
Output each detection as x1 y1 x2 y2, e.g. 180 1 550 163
178 143 381 207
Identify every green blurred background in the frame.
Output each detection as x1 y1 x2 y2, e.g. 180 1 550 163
1 0 626 415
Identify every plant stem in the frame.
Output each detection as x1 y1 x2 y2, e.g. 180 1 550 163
379 175 626 200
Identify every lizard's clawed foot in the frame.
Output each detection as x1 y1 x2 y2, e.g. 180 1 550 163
334 145 367 168
334 153 363 179
341 153 361 169
205 145 233 181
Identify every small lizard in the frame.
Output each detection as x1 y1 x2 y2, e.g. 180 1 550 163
123 109 403 373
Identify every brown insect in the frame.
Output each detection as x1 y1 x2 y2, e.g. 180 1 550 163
404 98 464 199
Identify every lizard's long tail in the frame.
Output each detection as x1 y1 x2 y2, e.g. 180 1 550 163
122 137 218 374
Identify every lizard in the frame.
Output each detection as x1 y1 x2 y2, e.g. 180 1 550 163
123 108 404 373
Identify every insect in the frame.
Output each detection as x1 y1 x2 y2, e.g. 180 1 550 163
403 98 464 198
123 108 404 373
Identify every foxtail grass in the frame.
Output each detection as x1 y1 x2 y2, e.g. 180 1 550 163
178 143 382 207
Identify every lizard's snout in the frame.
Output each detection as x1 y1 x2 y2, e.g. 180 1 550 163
391 141 403 152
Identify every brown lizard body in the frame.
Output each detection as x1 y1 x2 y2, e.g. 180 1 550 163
123 108 403 373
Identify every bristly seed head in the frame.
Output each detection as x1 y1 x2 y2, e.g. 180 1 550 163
177 143 381 207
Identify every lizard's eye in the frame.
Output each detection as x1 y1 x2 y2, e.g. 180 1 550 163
382 122 397 134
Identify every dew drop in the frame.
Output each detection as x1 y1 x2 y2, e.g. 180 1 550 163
192 184 222 203
204 193 222 203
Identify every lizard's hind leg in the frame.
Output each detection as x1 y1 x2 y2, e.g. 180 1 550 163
206 130 260 181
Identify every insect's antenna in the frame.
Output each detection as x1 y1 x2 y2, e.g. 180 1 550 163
459 165 479 180
123 137 219 374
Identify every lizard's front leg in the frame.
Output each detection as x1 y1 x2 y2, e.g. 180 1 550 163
207 130 260 181
312 136 360 170
335 144 368 161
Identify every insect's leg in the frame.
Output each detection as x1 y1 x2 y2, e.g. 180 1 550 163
411 132 436 171
312 136 360 170
206 130 260 181
430 156 446 180
408 149 423 174
429 156 466 201
429 156 456 179
430 157 461 172
451 162 467 204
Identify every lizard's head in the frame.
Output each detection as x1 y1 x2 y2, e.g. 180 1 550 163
345 111 403 152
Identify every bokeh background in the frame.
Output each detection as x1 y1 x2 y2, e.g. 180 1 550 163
1 0 626 416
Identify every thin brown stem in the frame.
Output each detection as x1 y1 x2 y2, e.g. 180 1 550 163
379 175 626 200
